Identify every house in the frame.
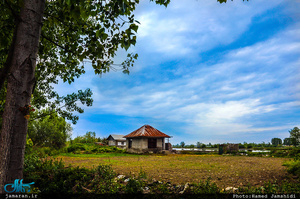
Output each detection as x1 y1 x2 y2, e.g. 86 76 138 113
123 124 172 153
107 134 126 148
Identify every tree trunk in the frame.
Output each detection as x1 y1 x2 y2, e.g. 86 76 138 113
0 0 45 193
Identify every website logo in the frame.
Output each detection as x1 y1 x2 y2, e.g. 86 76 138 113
4 179 35 193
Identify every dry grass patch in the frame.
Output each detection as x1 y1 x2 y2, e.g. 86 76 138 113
57 154 293 188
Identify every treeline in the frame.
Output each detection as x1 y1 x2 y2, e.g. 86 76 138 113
174 127 300 148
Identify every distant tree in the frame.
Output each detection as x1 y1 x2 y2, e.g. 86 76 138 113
180 141 185 148
74 131 97 144
271 138 282 147
97 137 108 145
196 142 201 148
201 144 206 148
289 127 300 146
247 143 253 149
28 110 72 149
190 144 195 148
283 138 292 146
84 131 96 143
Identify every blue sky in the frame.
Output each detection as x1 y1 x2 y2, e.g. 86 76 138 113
56 0 300 145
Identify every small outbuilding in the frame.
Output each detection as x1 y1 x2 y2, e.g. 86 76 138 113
124 125 171 153
107 134 126 148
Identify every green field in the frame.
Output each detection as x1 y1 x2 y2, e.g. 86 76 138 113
56 153 296 189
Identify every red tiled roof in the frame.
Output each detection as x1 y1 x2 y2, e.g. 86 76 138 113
124 125 171 138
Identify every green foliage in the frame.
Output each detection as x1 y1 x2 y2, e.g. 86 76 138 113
271 138 282 146
67 143 86 153
180 141 185 148
289 127 300 146
125 178 144 193
24 149 65 184
240 181 300 194
33 89 93 125
284 138 293 146
283 160 300 177
73 131 97 143
189 178 219 194
28 110 72 149
67 143 125 154
270 148 300 158
24 148 120 194
0 0 171 126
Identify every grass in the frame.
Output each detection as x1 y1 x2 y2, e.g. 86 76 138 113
57 152 142 158
56 153 297 189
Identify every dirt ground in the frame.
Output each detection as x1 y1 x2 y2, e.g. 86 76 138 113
57 154 296 188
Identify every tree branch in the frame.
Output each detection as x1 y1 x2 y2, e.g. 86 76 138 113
41 33 67 51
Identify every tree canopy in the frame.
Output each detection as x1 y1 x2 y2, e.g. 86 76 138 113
271 138 282 147
0 0 169 124
28 109 72 149
289 127 300 147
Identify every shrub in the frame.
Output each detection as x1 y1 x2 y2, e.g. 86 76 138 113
283 160 300 177
189 178 219 194
67 143 86 153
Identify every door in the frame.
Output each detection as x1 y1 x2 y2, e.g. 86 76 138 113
128 139 132 148
148 138 157 149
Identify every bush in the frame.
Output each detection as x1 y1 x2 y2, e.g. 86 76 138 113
247 152 269 157
189 178 219 194
283 160 300 177
270 148 300 158
67 143 86 153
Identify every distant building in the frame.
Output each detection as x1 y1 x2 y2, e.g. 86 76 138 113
107 134 126 148
124 124 172 154
219 143 239 154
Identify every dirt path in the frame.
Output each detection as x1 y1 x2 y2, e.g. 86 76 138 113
57 154 294 188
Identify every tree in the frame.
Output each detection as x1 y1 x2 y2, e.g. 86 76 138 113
73 131 97 144
271 138 282 147
283 138 292 146
0 0 233 192
0 0 172 191
196 142 201 148
180 141 185 148
289 127 300 147
27 110 72 149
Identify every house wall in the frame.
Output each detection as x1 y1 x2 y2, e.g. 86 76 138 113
117 141 126 146
108 140 115 146
126 137 167 153
131 138 148 149
157 138 165 150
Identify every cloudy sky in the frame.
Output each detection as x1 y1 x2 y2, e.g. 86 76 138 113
56 0 300 145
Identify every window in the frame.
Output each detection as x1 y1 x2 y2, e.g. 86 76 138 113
148 138 157 149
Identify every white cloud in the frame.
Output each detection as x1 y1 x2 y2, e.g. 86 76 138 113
78 20 299 138
134 0 284 57
53 0 300 143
